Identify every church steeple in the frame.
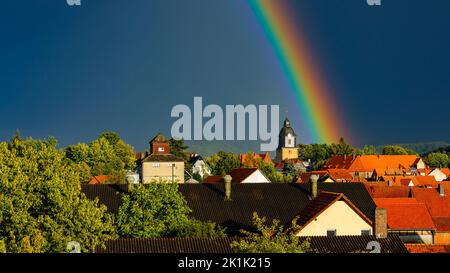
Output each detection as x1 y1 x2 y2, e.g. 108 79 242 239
275 117 299 163
278 117 297 149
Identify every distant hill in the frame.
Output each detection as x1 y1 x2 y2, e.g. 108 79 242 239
373 142 450 156
186 140 450 158
185 140 276 157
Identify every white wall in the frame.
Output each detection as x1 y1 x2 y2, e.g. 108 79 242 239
242 170 270 183
297 200 373 236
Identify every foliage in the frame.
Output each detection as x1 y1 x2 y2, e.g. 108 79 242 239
65 132 136 183
360 145 377 155
206 151 241 176
329 137 356 156
116 183 225 238
169 138 189 160
424 153 449 168
382 145 416 155
298 144 331 170
231 212 314 253
283 163 298 177
0 137 116 253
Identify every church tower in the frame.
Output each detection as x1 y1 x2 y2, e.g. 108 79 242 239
275 118 299 162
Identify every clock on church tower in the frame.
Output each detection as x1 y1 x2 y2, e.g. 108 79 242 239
275 118 299 163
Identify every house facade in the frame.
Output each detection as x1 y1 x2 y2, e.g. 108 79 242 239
138 133 185 183
189 154 211 178
294 192 374 237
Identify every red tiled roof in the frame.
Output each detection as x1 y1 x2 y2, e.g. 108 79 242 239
88 175 110 185
414 176 438 188
432 217 450 232
411 187 450 218
325 155 422 174
240 152 273 166
374 199 435 230
364 184 411 198
324 155 358 169
229 168 260 183
441 168 450 177
373 198 419 206
327 169 354 182
297 171 328 183
406 244 450 253
203 175 224 183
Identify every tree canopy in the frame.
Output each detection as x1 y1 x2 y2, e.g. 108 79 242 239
116 183 225 238
382 145 416 155
65 132 136 183
231 212 313 253
206 151 241 176
424 152 449 168
0 136 116 253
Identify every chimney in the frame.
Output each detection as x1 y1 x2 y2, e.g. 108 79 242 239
310 175 319 199
439 184 445 197
224 175 232 201
374 208 388 239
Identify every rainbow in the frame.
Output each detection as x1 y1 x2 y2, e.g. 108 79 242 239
248 0 347 144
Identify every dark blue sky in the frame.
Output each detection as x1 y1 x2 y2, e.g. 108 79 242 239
1 0 449 151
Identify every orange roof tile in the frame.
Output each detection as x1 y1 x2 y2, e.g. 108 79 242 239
411 187 450 218
441 168 450 177
88 175 110 185
240 152 273 166
364 184 411 198
326 155 422 174
374 201 435 230
327 169 354 182
406 244 450 253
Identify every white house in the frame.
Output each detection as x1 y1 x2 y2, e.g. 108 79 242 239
293 191 374 237
429 168 450 182
188 154 211 178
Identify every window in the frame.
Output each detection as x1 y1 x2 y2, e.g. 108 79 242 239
158 147 165 152
152 163 160 168
361 230 371 236
327 229 336 237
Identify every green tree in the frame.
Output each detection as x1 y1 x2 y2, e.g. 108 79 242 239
382 145 416 155
65 132 136 183
424 153 449 168
360 145 377 155
169 138 189 160
329 137 356 156
116 183 225 238
231 212 314 253
206 151 241 176
298 144 331 170
0 137 116 253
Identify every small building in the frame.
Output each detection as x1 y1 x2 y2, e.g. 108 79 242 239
293 191 374 237
188 153 211 178
203 168 270 184
137 133 185 183
429 168 450 182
